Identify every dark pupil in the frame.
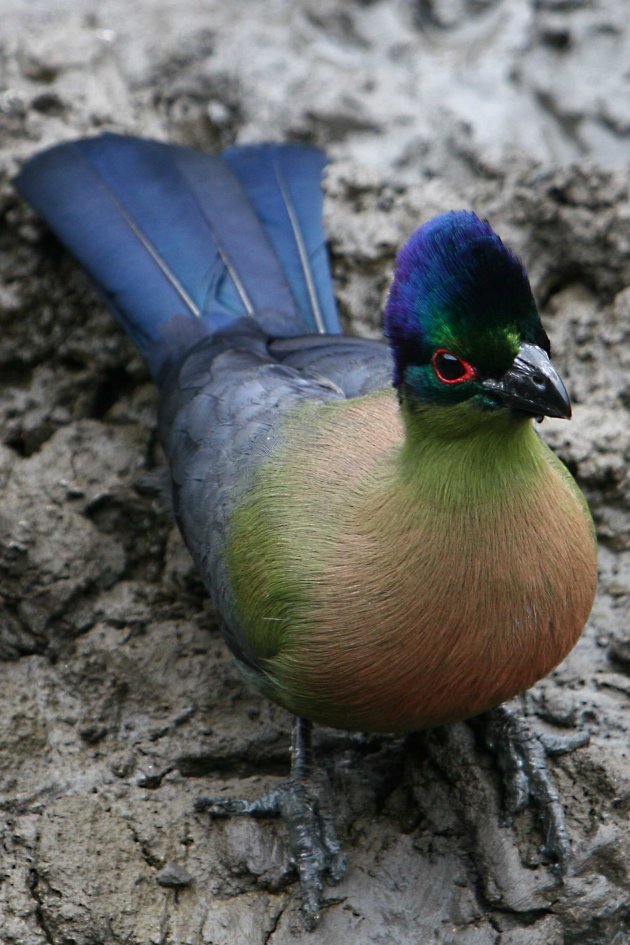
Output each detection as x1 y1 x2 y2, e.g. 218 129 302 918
437 352 465 380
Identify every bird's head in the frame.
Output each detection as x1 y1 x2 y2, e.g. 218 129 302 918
384 211 570 424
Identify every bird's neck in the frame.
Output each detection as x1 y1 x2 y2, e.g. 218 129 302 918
396 399 547 507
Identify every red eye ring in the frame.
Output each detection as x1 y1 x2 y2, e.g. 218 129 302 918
432 349 478 385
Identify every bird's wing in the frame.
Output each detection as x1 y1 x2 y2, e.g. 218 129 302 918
157 324 392 677
269 334 393 397
158 330 342 664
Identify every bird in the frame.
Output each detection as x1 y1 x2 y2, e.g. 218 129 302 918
15 133 597 928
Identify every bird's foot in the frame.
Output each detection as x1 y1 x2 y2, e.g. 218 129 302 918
195 718 346 931
474 704 589 874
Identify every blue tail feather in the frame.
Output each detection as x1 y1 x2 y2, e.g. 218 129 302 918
223 144 340 336
14 134 340 375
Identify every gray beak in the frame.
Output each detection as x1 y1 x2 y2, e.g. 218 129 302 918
482 343 572 420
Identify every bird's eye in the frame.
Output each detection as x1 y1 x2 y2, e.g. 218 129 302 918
432 349 477 384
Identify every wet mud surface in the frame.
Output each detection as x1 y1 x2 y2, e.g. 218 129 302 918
0 2 628 942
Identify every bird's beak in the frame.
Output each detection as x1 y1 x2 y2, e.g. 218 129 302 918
481 343 572 420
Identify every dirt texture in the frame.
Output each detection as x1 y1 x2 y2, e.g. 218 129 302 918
0 1 629 943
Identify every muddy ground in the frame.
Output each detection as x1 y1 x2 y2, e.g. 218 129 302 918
0 2 629 943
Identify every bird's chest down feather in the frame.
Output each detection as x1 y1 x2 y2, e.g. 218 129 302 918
225 391 597 733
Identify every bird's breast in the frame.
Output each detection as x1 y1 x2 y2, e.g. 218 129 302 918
227 391 597 733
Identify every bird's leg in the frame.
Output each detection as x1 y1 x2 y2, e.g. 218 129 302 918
195 716 346 931
473 704 589 873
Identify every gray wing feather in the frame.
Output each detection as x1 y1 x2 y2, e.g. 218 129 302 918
159 339 342 615
270 335 393 397
158 325 392 673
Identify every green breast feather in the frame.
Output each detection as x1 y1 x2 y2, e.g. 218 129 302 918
225 391 597 732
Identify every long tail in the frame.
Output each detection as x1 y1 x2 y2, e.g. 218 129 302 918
14 133 341 376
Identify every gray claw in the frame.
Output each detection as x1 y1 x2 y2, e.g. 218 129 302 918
195 718 346 930
480 704 587 871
